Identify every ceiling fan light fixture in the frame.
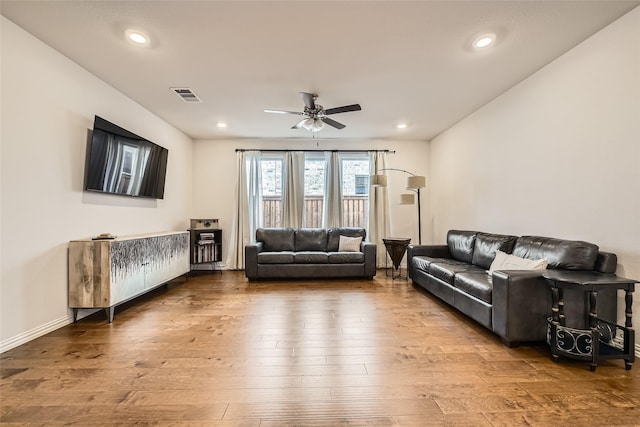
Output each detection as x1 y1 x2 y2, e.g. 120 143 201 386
302 118 325 132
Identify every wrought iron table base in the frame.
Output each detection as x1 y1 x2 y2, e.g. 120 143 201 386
545 271 636 371
383 238 411 280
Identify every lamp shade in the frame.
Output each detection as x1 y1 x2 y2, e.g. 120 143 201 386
407 175 426 189
370 174 388 187
399 193 415 204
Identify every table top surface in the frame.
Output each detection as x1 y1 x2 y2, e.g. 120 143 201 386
382 237 412 243
543 270 638 288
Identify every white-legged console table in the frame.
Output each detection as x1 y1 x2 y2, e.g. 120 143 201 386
68 231 190 322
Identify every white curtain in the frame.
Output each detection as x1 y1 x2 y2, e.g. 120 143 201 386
323 151 342 228
281 151 305 228
226 151 262 269
368 151 390 267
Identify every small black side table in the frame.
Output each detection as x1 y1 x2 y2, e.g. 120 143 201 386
383 237 411 280
544 270 636 371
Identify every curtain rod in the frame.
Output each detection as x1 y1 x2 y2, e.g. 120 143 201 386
235 149 395 153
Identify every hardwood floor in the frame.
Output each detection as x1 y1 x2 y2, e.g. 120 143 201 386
2 270 639 426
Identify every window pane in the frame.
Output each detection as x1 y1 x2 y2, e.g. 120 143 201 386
341 158 370 228
303 159 325 228
341 159 370 195
261 159 282 196
261 159 282 228
304 160 325 195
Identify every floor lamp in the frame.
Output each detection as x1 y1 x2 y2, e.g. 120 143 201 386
370 168 426 244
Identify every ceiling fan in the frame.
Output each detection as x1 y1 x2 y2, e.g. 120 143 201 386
264 92 361 132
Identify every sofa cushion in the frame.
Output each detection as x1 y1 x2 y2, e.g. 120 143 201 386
256 228 295 252
295 229 328 252
513 236 598 270
257 251 294 264
328 252 364 263
471 232 518 270
454 272 493 304
294 251 329 264
338 235 362 252
489 250 548 273
447 230 478 263
327 228 366 252
412 256 433 273
429 262 479 285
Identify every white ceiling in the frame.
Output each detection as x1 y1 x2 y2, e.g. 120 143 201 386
2 1 638 141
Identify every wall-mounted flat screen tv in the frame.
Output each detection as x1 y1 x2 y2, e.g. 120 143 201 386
84 116 168 199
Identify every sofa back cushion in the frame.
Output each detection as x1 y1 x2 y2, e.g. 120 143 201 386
447 230 477 263
256 228 295 252
327 228 366 252
295 229 328 251
471 232 518 269
513 236 598 270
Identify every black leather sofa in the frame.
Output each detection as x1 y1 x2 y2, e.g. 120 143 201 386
245 227 377 280
408 230 618 347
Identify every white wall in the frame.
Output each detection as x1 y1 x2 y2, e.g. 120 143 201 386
191 138 430 267
429 8 640 335
0 18 194 351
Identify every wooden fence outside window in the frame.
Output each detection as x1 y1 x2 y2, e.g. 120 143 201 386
263 195 368 228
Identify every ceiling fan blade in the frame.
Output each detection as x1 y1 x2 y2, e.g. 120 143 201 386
291 119 307 129
321 117 346 130
300 92 317 110
264 109 303 115
324 104 362 115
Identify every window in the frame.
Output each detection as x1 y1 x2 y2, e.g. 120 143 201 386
261 158 283 228
254 153 370 229
341 157 370 227
303 157 326 228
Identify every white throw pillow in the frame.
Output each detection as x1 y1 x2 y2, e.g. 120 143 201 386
338 235 362 252
489 250 548 273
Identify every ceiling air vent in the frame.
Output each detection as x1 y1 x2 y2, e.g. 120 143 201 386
170 87 202 103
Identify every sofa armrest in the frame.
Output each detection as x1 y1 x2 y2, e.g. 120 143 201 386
407 244 451 259
407 245 452 280
362 242 377 278
244 242 264 280
596 251 617 274
491 270 551 346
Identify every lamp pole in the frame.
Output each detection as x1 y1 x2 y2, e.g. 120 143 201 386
416 186 422 245
377 168 425 245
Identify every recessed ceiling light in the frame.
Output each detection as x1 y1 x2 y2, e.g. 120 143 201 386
396 123 408 129
217 122 228 128
473 33 496 49
125 29 150 46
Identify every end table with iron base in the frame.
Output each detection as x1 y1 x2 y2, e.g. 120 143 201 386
544 270 636 371
383 237 411 280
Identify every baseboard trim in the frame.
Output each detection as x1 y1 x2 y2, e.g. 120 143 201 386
0 315 72 353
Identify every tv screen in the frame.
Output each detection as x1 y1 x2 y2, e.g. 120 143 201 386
84 116 168 199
